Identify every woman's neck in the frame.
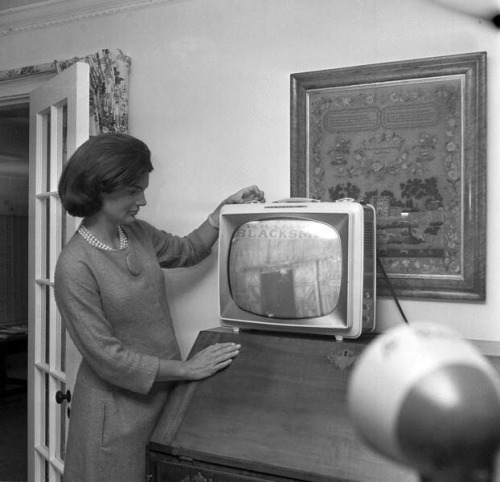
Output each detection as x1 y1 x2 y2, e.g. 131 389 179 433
82 216 121 249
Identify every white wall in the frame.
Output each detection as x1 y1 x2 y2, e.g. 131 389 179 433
2 0 499 356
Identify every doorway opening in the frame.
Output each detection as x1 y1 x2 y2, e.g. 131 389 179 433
0 100 29 481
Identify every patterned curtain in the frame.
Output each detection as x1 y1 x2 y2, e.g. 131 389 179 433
0 48 131 135
0 61 57 81
55 48 131 135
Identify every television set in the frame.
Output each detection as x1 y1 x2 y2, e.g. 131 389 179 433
218 198 376 340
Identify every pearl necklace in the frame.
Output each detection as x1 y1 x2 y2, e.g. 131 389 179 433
78 223 128 251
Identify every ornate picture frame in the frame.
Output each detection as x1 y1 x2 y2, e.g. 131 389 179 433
291 52 486 300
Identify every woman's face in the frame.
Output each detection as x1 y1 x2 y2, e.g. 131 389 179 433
100 173 150 225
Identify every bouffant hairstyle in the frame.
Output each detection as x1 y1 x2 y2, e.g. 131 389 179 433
58 133 153 217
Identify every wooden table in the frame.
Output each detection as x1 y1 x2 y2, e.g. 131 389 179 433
148 328 420 482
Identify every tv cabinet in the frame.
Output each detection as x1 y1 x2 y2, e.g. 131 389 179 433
147 328 421 482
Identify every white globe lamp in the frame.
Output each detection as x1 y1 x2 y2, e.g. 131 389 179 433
348 323 500 482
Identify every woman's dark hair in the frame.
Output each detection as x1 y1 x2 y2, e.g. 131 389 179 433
58 133 153 217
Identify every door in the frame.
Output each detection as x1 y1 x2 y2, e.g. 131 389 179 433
28 62 89 482
261 269 297 318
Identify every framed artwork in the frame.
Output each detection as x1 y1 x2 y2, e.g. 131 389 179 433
291 52 486 300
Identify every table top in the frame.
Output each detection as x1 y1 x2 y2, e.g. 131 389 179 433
150 328 419 482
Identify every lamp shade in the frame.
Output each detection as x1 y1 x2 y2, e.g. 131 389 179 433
347 323 500 481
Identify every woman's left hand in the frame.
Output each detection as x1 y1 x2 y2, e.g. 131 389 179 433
222 185 265 205
208 185 265 230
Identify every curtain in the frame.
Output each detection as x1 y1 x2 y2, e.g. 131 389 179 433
0 48 131 135
55 48 131 135
0 61 57 81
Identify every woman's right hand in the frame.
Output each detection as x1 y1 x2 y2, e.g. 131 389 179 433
184 342 241 380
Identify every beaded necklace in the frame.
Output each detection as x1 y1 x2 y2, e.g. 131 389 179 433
78 223 128 251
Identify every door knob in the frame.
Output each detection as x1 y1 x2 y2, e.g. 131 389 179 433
55 389 72 404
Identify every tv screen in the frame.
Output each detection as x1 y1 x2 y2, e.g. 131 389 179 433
229 219 342 320
219 200 376 340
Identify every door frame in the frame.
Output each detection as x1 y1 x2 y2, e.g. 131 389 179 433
0 70 58 482
0 68 78 482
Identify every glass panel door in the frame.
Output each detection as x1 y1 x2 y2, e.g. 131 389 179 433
28 62 89 482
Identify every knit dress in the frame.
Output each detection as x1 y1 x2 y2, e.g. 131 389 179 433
54 219 214 482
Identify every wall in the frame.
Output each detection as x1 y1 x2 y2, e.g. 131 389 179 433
1 0 498 356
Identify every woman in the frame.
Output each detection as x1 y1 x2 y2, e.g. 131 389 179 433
54 133 265 482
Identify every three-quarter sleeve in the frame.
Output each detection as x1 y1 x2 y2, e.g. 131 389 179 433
136 220 213 268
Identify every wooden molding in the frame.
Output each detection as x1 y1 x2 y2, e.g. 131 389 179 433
0 0 191 36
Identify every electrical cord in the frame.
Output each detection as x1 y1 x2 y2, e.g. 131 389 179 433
377 257 409 325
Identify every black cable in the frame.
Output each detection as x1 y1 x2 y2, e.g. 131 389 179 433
377 257 409 325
